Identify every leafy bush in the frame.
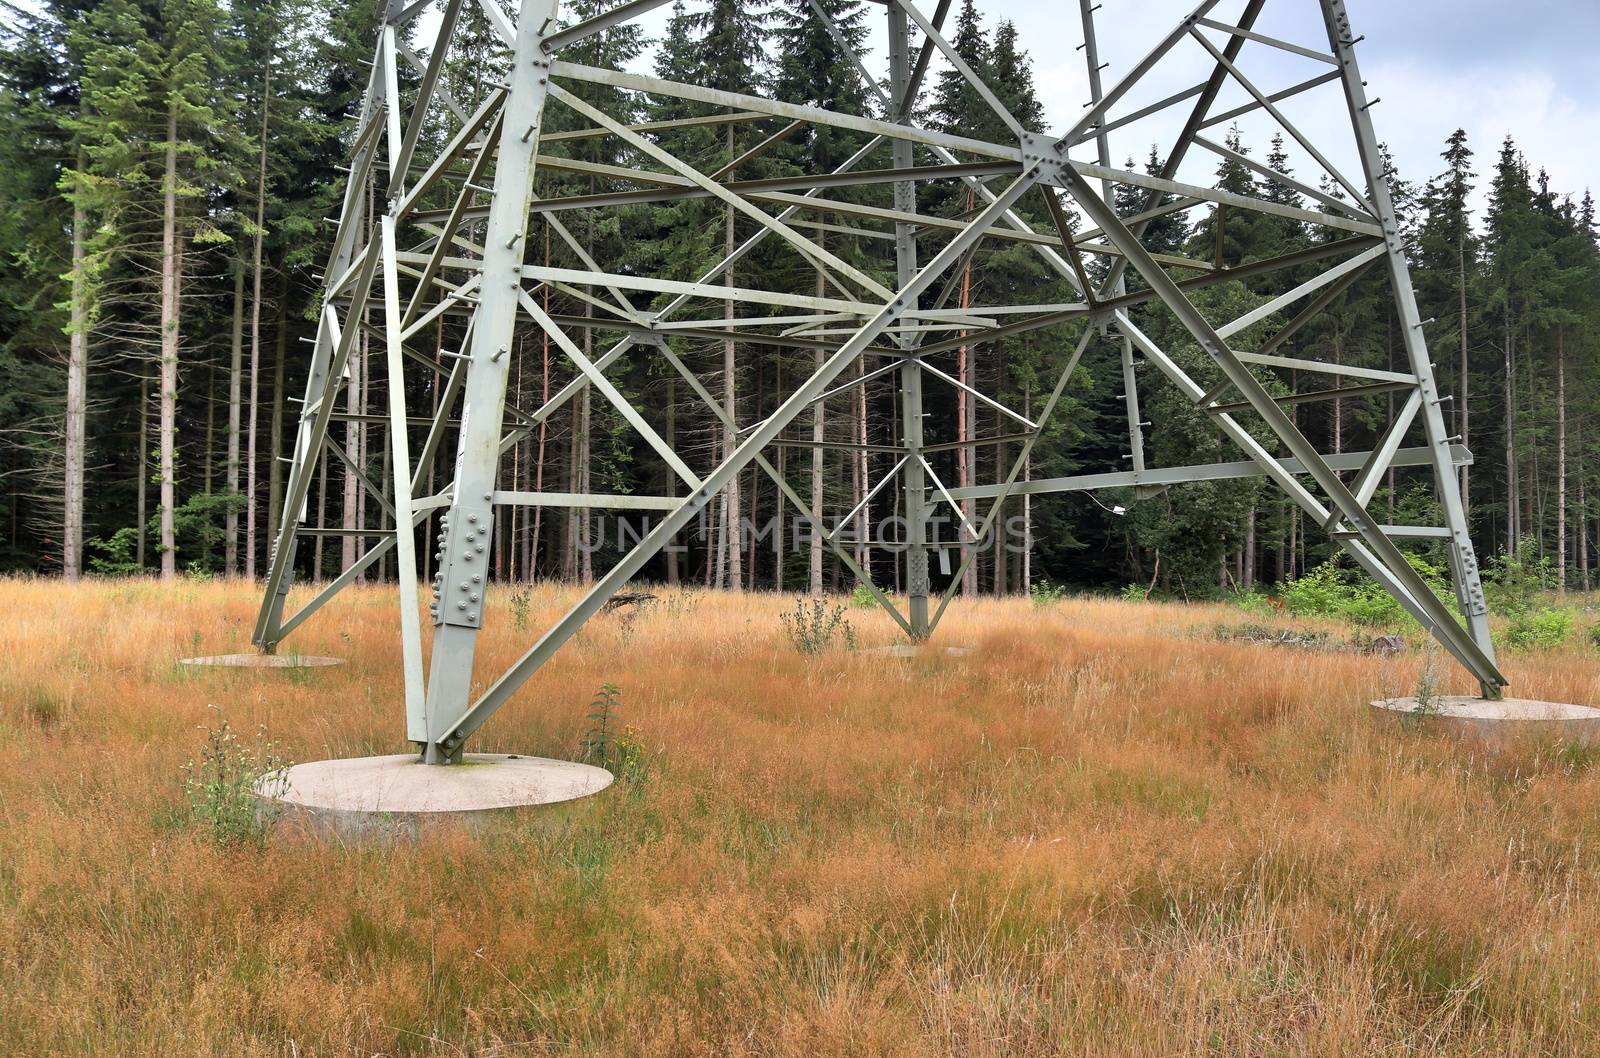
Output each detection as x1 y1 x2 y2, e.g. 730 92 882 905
850 583 878 608
182 707 288 847
89 494 247 576
1503 607 1574 650
1281 555 1449 628
779 597 857 654
1227 590 1276 617
1030 580 1067 607
87 526 144 575
1119 583 1147 603
1281 561 1400 625
1485 538 1556 616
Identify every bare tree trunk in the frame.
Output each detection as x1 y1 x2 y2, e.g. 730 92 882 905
1504 316 1518 549
1579 431 1589 591
563 393 578 580
578 348 592 584
1022 389 1031 590
137 372 148 568
340 304 361 573
1243 505 1256 589
1331 332 1343 455
1558 324 1567 592
378 418 391 582
958 188 976 595
245 59 271 580
848 355 862 575
63 157 89 582
204 361 215 501
225 259 243 575
532 232 550 578
723 171 741 591
425 322 441 585
313 440 328 578
809 274 824 596
748 359 762 590
507 349 520 582
157 103 182 581
856 357 871 582
267 279 286 549
1458 230 1470 511
1287 506 1298 580
993 436 1007 594
663 372 677 585
773 360 784 593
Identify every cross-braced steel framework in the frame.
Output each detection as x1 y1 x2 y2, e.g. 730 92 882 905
256 0 1506 764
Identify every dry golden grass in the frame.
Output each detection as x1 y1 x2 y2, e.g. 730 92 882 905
5 576 1600 1056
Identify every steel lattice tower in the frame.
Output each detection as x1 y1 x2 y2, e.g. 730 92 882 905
255 0 1505 765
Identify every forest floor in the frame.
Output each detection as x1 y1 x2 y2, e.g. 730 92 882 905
6 577 1600 1056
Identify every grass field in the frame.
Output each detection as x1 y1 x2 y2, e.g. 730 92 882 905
5 577 1600 1056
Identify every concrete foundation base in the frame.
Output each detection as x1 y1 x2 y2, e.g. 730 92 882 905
862 644 974 658
257 753 613 834
179 652 345 669
1371 696 1600 747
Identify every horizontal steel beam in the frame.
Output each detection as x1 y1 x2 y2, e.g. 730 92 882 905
491 490 681 510
550 60 1022 161
943 445 1472 501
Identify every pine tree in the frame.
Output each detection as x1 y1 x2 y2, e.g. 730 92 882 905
1416 129 1476 511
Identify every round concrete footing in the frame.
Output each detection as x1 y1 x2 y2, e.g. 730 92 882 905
258 753 612 834
862 644 974 658
179 653 345 669
1372 696 1600 747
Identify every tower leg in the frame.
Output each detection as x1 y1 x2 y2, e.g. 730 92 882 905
888 3 930 638
1320 0 1499 696
421 0 561 761
254 35 387 653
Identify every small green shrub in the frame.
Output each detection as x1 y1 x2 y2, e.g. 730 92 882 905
182 707 289 847
1228 590 1275 617
86 526 144 576
1280 556 1448 628
508 587 532 632
1396 655 1445 732
580 683 645 781
581 682 620 766
850 583 878 609
1030 580 1068 607
1503 607 1574 650
1414 655 1442 714
1119 583 1147 603
779 597 857 654
1485 538 1555 616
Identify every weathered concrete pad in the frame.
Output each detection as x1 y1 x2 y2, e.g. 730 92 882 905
1372 696 1600 747
258 753 612 834
179 653 345 668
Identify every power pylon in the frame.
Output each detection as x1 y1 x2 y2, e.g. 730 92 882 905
255 0 1504 765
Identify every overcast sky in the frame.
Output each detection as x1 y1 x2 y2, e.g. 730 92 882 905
616 0 1599 221
1021 0 1600 217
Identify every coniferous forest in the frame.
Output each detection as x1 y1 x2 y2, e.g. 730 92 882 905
2 0 1598 599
